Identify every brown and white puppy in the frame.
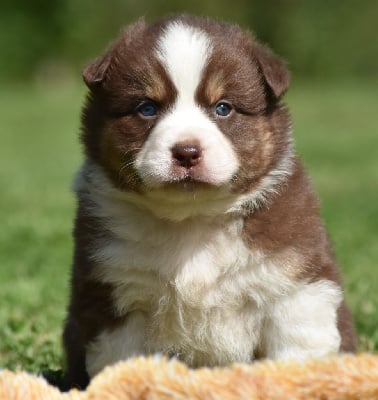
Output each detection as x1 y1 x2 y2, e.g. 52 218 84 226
63 14 355 389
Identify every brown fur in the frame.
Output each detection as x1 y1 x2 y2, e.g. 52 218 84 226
63 202 124 390
241 160 356 351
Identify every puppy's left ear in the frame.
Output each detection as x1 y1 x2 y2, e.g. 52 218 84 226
253 43 290 99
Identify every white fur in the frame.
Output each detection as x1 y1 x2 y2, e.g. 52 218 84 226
156 21 211 104
135 22 240 189
262 280 342 360
75 161 245 221
135 105 240 188
75 164 342 377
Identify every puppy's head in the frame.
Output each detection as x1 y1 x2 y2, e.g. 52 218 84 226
81 15 293 219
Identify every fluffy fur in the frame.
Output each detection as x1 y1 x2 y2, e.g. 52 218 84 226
62 15 355 389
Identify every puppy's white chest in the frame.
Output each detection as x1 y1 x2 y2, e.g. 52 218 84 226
90 203 267 362
92 205 253 311
147 287 262 367
85 196 342 377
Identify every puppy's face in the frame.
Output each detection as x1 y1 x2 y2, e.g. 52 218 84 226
82 16 292 215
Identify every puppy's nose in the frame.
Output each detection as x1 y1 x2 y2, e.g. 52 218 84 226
171 142 202 168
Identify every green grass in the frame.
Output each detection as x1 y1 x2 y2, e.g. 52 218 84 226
0 80 377 373
0 83 83 371
287 80 378 351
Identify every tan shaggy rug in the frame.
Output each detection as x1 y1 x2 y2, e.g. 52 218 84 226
1 354 378 399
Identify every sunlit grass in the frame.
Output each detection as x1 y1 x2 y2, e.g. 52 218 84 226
288 80 378 351
0 83 83 371
0 79 376 373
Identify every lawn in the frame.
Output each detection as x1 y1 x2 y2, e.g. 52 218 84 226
0 79 377 374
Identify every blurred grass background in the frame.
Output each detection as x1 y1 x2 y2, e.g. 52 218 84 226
0 0 377 372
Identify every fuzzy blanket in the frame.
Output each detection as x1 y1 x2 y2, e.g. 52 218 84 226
1 354 378 399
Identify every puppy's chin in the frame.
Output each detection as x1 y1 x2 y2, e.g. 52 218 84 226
114 171 239 221
135 186 240 222
140 175 233 209
144 169 230 192
162 178 217 192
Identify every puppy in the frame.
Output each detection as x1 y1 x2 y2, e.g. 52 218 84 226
63 14 355 389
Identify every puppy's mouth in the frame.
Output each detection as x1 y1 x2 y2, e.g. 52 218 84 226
150 161 220 191
164 175 214 191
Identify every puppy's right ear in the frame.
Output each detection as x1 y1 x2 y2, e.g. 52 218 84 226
82 18 146 90
82 50 113 89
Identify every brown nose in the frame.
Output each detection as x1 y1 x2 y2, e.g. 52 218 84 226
171 143 202 168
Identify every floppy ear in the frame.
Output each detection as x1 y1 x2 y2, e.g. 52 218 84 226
82 18 146 90
253 42 290 99
82 51 113 89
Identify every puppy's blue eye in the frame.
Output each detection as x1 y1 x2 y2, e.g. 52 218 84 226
215 101 232 117
138 101 158 117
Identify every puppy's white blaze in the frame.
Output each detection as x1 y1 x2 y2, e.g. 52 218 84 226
156 21 212 103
